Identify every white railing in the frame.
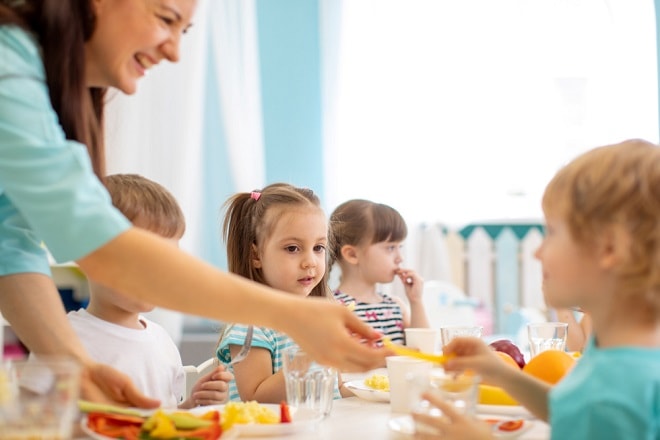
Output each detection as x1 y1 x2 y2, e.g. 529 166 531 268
412 222 547 336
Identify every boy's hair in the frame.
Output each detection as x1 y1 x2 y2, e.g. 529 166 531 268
222 182 330 298
329 199 407 267
542 139 660 321
105 174 186 239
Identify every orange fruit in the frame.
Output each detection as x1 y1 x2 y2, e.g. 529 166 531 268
522 350 576 384
496 351 521 370
481 352 521 386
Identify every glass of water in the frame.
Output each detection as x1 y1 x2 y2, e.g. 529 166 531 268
527 322 568 357
282 347 336 418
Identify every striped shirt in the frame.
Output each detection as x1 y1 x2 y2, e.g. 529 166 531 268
334 290 405 345
216 324 341 401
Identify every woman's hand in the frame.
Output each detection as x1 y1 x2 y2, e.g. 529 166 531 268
412 391 494 440
282 299 391 371
81 362 161 408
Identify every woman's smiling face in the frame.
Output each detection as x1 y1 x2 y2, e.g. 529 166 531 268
85 0 196 94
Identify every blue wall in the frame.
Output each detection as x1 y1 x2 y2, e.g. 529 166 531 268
256 0 325 198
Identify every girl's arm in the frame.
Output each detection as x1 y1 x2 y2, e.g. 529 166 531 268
396 270 430 328
231 346 286 403
77 228 388 371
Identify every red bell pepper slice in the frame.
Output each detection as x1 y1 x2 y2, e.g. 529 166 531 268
497 419 524 432
279 401 292 423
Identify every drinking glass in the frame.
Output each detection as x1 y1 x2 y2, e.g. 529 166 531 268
0 357 81 439
527 322 568 357
282 347 335 418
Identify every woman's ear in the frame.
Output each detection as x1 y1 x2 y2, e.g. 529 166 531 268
251 243 262 269
340 244 359 265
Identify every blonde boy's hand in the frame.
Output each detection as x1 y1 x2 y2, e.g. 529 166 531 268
412 391 494 440
442 337 510 386
182 365 234 408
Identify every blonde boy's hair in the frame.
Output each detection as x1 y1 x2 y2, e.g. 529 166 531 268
105 174 186 239
542 139 660 321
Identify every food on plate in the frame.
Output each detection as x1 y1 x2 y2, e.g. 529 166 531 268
280 400 292 423
478 384 519 406
489 340 526 369
483 418 525 433
522 349 576 384
85 409 221 440
220 401 280 431
364 373 390 391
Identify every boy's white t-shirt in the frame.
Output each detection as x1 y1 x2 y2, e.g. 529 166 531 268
68 308 185 408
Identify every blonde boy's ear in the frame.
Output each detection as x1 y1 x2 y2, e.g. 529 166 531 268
340 244 359 265
598 224 631 269
251 243 262 269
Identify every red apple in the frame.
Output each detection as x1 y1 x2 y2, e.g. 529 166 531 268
489 339 526 369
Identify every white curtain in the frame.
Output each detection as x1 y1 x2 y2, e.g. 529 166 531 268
104 0 265 343
208 0 265 191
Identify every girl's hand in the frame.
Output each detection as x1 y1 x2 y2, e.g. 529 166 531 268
412 391 494 440
441 337 509 386
183 365 234 408
397 269 424 303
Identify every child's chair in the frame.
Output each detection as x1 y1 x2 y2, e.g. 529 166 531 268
182 358 217 399
422 280 479 328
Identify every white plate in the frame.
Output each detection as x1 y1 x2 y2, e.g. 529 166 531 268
388 415 533 438
345 380 390 403
478 404 531 417
81 404 322 438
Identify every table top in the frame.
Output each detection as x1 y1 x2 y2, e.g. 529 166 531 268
266 396 549 440
76 397 549 439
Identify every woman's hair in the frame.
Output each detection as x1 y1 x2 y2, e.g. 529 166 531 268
0 0 107 179
222 182 331 298
542 139 660 322
329 199 407 267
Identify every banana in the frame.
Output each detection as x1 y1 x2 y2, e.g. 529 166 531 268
478 384 519 406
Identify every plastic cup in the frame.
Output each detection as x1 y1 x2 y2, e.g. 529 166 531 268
527 322 568 357
386 356 432 413
282 347 335 418
409 369 480 434
440 325 483 347
0 357 81 439
404 328 439 353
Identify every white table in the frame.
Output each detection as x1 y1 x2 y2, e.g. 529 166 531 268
76 397 549 439
268 397 549 439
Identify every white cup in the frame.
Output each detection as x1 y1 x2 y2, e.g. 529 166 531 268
282 347 336 418
404 328 439 353
386 356 432 413
440 325 483 348
527 322 568 358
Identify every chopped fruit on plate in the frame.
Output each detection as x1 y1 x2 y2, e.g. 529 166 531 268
364 374 390 391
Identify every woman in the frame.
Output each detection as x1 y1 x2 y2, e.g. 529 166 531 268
0 0 386 407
